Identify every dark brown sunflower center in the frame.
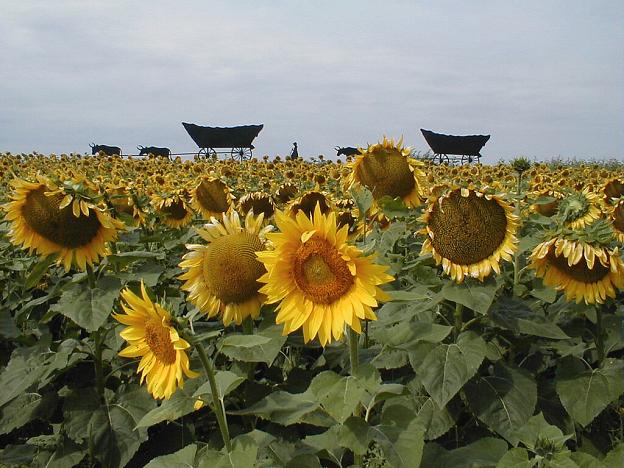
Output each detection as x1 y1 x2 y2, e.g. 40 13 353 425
241 195 274 218
546 250 610 284
195 179 229 214
203 232 266 303
293 237 354 304
292 193 330 218
613 205 624 232
21 187 102 248
144 319 176 365
276 183 297 203
428 191 508 265
356 150 415 199
162 199 188 220
604 179 624 199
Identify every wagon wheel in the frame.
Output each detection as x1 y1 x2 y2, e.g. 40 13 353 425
199 148 218 160
231 147 252 161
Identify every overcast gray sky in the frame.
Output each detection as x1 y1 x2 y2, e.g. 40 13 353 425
1 0 622 162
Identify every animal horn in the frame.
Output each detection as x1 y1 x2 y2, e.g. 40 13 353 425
90 143 95 147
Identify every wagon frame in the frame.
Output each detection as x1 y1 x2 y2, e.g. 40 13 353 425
182 122 264 161
420 129 490 165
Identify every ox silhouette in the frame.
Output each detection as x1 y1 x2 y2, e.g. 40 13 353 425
137 145 171 159
335 146 360 157
90 143 121 156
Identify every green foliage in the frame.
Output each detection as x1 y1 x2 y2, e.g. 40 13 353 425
1 180 623 468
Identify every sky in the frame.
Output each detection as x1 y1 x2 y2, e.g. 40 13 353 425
1 0 622 163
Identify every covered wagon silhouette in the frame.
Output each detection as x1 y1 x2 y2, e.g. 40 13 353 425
420 129 490 164
182 122 264 161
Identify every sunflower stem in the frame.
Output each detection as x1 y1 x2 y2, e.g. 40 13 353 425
454 303 464 338
348 327 364 466
595 305 606 365
193 339 232 452
93 329 105 403
513 172 523 295
86 264 96 289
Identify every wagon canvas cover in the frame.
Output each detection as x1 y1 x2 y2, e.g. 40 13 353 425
421 129 490 156
182 123 263 149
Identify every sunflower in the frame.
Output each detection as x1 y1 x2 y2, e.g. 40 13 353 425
256 205 394 346
239 192 275 218
609 200 624 243
287 190 333 219
152 193 194 229
558 189 602 230
113 281 199 400
191 177 233 219
179 211 271 326
420 187 519 283
529 237 624 304
532 190 562 217
3 177 123 271
107 185 146 226
345 137 426 209
603 178 624 202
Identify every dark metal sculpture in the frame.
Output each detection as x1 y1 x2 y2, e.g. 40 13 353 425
420 129 490 164
137 145 171 159
182 122 263 161
90 143 121 156
335 146 360 157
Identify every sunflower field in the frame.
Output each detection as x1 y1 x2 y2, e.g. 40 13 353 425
0 140 623 468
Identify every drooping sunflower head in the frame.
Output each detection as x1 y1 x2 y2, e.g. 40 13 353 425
152 193 194 229
420 187 519 283
532 190 562 217
529 237 624 304
603 178 624 203
191 177 232 219
557 189 602 229
239 192 275 219
610 200 624 243
3 177 124 271
287 190 333 219
345 137 426 208
179 211 272 326
275 182 298 204
106 185 146 226
113 281 199 400
256 205 394 346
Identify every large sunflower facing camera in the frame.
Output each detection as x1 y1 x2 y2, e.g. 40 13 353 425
256 205 394 346
4 177 123 271
420 187 519 283
179 211 271 326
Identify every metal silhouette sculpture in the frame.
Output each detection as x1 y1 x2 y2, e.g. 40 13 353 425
90 143 121 156
335 146 360 157
420 129 490 165
137 145 171 159
182 122 263 161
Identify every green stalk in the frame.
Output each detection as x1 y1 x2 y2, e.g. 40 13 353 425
194 338 232 452
595 306 605 365
454 303 464 339
513 173 523 295
348 327 363 466
87 265 105 402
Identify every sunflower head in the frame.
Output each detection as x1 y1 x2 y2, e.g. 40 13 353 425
287 190 333 219
529 235 624 304
610 200 624 243
3 177 123 271
256 205 394 346
153 193 194 228
557 190 601 229
179 211 271 326
239 192 275 219
345 137 426 208
191 177 232 219
603 178 624 202
275 182 298 203
113 281 199 400
420 187 519 283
